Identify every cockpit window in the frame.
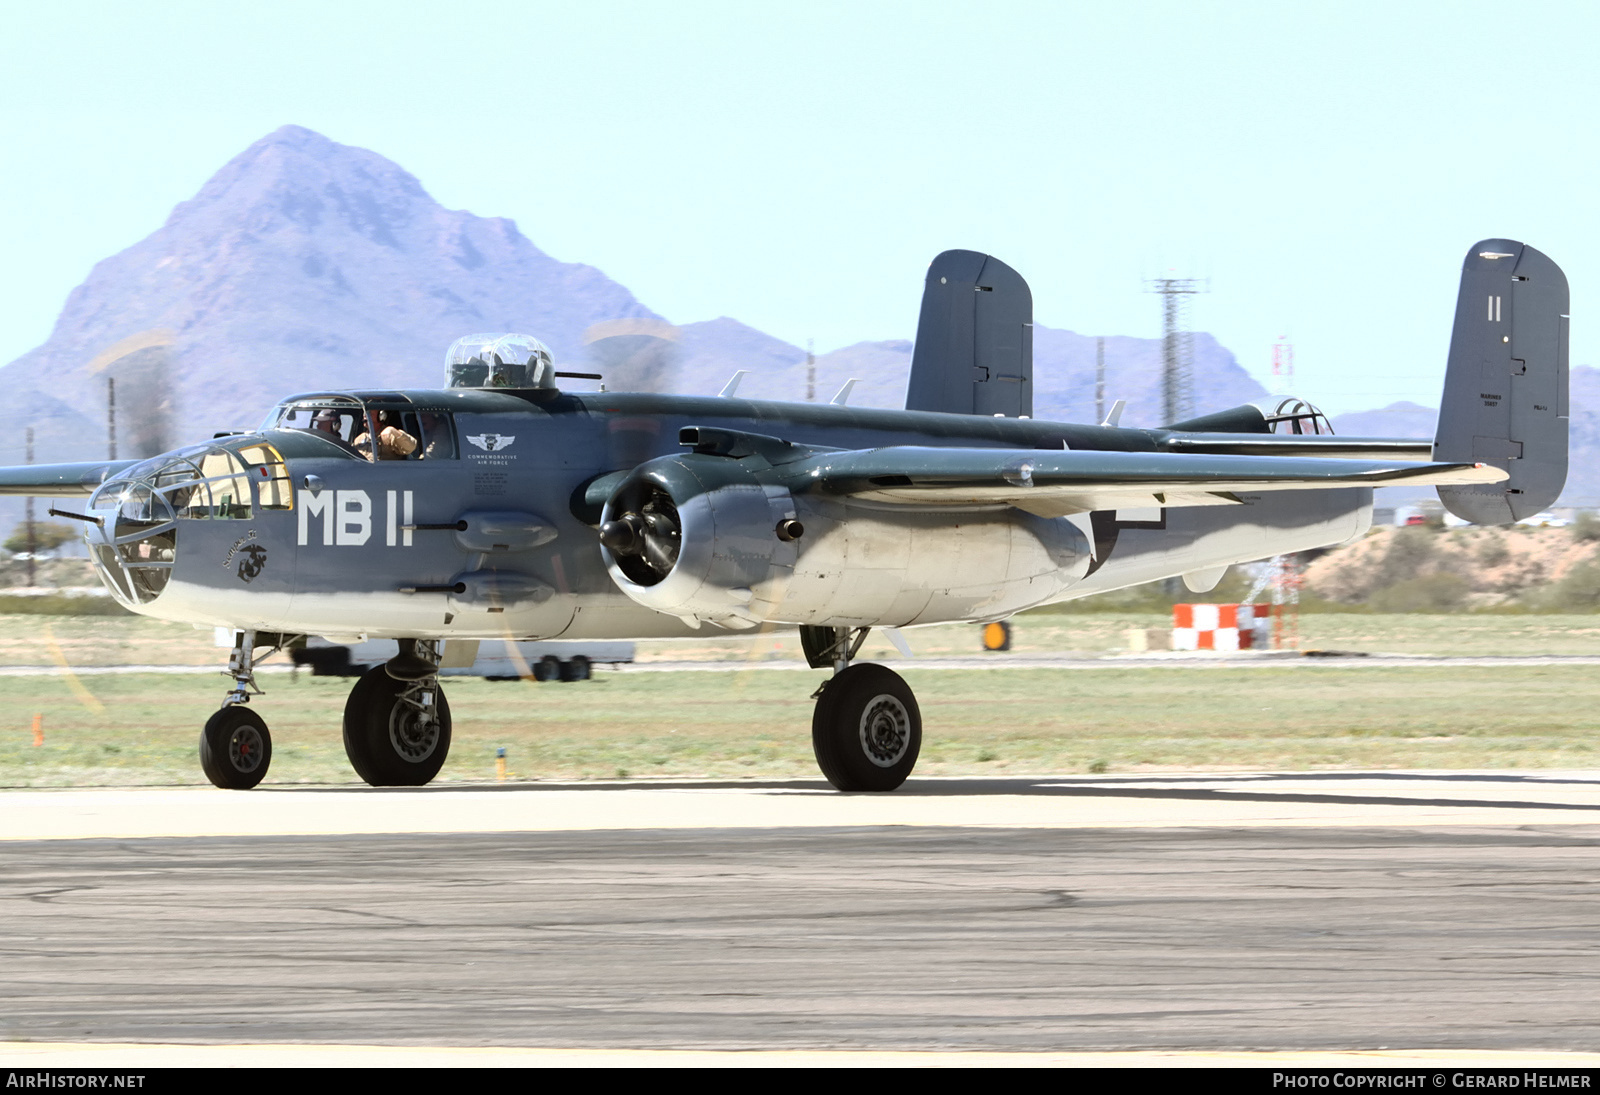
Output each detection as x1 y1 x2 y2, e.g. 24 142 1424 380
115 442 275 521
413 411 456 459
236 442 293 509
268 399 456 461
272 400 373 459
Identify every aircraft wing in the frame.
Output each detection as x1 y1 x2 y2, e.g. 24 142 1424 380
0 460 138 497
789 447 1505 518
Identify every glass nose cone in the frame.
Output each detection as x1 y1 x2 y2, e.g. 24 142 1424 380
86 478 178 608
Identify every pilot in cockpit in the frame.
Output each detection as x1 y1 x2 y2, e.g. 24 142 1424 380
310 409 343 438
353 410 418 461
417 412 451 459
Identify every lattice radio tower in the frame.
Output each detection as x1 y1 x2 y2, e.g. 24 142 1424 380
1271 335 1294 395
1145 277 1207 423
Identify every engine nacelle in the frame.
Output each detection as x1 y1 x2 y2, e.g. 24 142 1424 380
598 452 1093 629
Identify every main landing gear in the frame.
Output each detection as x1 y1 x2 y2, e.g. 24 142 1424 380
801 626 922 792
342 639 452 787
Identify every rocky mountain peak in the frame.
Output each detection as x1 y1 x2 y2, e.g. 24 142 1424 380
4 126 656 448
165 124 438 251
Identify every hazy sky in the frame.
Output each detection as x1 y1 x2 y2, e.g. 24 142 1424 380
1 1 1594 414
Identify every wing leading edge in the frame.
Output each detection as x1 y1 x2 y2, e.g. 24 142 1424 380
790 447 1504 518
0 461 138 497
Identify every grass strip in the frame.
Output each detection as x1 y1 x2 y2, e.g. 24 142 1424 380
1 664 1596 787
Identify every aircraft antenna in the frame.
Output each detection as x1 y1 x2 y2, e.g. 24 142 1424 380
1145 277 1207 423
1095 337 1105 424
1272 336 1294 395
805 338 815 402
24 426 35 588
107 377 117 461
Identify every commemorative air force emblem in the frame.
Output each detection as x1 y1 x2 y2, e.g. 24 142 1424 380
467 433 516 452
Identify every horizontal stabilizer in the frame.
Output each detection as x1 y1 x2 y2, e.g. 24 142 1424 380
788 447 1504 517
1161 435 1435 460
0 460 137 497
1435 239 1569 524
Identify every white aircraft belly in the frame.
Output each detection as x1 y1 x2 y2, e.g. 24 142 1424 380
1059 488 1370 602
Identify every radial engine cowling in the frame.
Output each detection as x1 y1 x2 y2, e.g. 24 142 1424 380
598 453 791 628
598 449 1093 630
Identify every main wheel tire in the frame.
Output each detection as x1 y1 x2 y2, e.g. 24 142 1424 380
533 655 562 682
811 662 921 792
200 707 272 790
342 664 452 786
560 655 591 682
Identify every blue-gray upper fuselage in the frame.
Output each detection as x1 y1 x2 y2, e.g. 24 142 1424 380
81 388 1371 640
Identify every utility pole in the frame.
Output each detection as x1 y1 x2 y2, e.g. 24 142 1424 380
1145 277 1207 424
805 339 815 403
1095 336 1105 423
107 376 117 460
25 427 36 588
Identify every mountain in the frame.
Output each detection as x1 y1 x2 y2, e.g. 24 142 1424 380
0 124 658 460
1330 401 1437 439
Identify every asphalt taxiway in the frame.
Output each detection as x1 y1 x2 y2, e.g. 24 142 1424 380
2 773 1599 1064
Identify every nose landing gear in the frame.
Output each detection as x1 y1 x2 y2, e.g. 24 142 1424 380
201 630 293 790
802 626 922 792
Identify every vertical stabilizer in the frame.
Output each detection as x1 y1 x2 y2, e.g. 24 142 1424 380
905 250 1033 417
1435 239 1569 524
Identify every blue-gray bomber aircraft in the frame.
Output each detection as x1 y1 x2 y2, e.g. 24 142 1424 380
0 240 1569 791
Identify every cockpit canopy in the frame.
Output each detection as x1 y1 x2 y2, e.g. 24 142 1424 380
1255 397 1334 436
445 333 555 390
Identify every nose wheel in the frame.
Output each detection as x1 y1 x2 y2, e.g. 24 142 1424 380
200 706 273 789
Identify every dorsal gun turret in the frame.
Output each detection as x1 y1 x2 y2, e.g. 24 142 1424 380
445 333 555 390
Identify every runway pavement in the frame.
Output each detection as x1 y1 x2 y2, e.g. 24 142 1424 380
2 773 1600 1065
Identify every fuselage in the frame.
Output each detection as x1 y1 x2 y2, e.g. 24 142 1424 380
81 388 1371 640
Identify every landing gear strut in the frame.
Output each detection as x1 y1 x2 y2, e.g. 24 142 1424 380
200 630 292 790
802 626 922 792
342 639 453 786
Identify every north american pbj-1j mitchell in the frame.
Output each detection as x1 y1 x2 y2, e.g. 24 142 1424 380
0 240 1568 791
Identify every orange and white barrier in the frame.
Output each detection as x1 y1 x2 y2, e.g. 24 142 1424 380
1172 603 1270 652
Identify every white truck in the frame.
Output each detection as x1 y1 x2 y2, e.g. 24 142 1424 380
271 635 635 682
